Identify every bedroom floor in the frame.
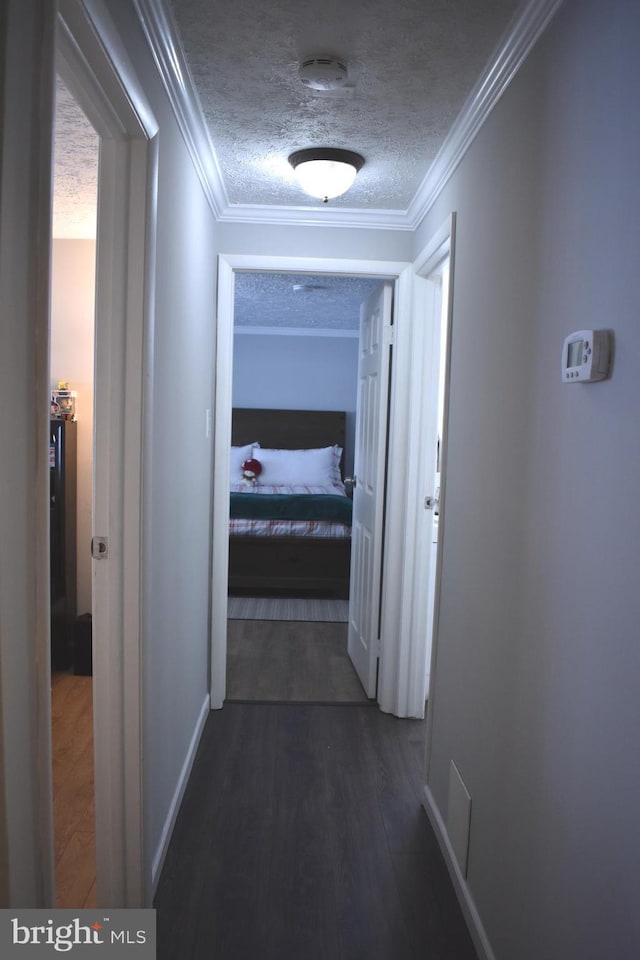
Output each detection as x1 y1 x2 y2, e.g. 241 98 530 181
226 619 368 702
154 702 477 960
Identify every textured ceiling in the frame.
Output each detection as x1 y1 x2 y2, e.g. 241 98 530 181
171 0 521 209
53 77 99 239
52 0 524 230
52 0 524 323
234 273 382 329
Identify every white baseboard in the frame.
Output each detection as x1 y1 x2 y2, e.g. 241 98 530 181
422 783 496 960
151 694 210 895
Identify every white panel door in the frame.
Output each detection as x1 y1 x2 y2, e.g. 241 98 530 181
421 260 450 696
348 282 393 697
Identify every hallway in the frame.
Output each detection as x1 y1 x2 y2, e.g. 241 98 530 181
154 703 477 959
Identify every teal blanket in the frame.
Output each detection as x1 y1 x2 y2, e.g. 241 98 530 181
230 492 352 525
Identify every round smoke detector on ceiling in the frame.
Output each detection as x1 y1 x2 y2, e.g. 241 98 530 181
299 57 348 91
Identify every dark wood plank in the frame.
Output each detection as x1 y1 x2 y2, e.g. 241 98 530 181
155 704 478 960
154 706 280 958
314 712 417 959
226 619 368 702
261 707 343 959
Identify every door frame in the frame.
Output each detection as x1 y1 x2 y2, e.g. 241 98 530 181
412 215 456 745
378 214 456 718
211 254 412 711
53 0 158 906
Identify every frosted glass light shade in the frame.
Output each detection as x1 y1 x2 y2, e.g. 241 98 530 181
289 148 364 203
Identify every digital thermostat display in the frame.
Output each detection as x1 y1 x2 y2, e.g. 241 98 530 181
562 329 611 383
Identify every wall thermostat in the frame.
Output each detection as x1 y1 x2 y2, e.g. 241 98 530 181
562 329 612 383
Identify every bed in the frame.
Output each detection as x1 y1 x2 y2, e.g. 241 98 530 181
228 408 352 599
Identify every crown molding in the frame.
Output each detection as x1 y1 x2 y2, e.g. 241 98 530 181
216 202 413 231
407 0 564 226
132 0 227 217
132 0 563 232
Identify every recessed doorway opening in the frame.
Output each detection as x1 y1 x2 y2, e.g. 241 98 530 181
225 271 386 704
211 254 414 716
50 73 98 909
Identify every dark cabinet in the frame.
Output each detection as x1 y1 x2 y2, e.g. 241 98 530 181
50 419 77 670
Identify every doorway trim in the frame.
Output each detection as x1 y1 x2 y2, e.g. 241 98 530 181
378 213 455 718
412 214 457 751
211 254 412 711
54 0 158 906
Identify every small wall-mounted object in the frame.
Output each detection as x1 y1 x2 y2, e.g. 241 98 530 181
562 330 612 383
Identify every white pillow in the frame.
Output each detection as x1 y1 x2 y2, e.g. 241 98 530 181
255 446 342 486
230 443 259 482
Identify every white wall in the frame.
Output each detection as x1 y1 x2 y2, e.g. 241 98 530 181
233 332 359 473
217 220 413 263
416 1 640 957
50 239 96 615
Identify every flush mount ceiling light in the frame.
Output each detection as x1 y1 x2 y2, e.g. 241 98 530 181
288 148 364 204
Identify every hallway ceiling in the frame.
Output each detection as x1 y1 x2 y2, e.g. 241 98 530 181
52 0 528 234
170 0 521 211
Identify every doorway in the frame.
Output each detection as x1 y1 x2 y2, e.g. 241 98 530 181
225 271 382 703
49 73 99 908
211 254 413 712
50 0 159 906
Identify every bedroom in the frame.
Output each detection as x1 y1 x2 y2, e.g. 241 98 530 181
226 270 384 701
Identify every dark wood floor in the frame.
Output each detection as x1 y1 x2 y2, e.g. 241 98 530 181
154 703 477 960
227 619 368 702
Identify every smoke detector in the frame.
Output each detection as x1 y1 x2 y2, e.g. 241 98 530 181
299 57 348 91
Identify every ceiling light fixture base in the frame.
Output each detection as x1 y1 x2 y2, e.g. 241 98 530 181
288 148 365 203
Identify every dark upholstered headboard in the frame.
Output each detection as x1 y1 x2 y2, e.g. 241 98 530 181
232 408 346 475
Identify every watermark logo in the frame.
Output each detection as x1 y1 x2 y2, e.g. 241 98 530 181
0 910 155 957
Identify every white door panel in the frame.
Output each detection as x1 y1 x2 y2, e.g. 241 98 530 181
417 260 450 703
348 282 393 697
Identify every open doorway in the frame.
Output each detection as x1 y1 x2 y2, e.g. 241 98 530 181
49 74 98 908
225 271 383 703
49 3 159 904
211 254 412 713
